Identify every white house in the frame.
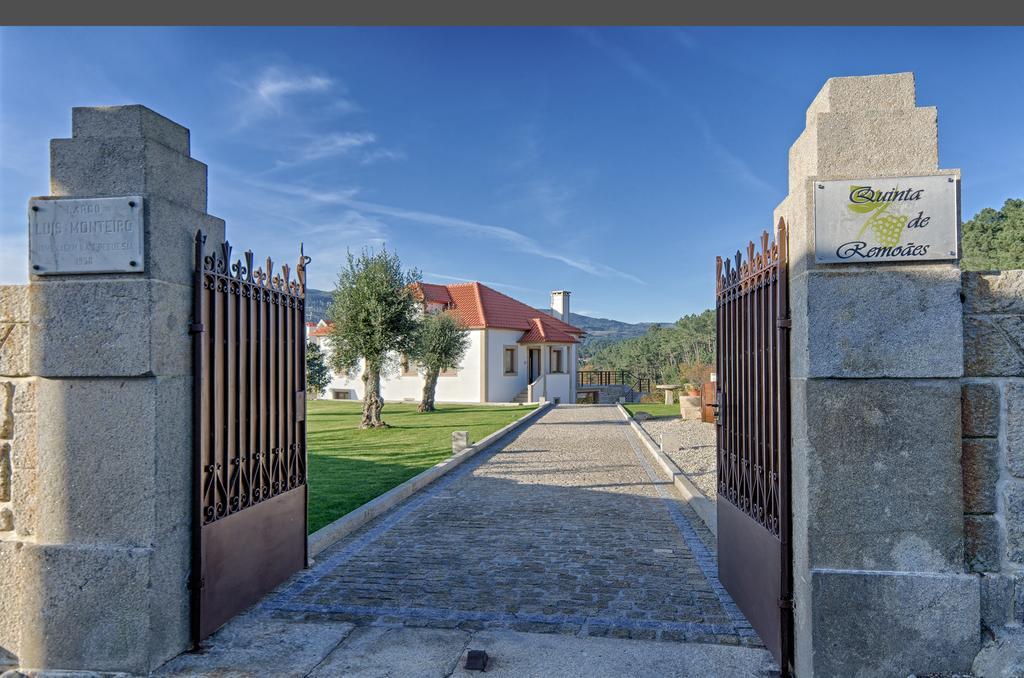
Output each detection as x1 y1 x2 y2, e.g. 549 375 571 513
308 283 584 404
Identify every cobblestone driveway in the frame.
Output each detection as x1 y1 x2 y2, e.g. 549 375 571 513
261 405 759 648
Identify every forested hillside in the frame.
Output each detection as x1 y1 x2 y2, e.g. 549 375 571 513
588 309 716 386
961 198 1024 270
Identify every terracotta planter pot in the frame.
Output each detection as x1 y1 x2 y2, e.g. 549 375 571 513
687 389 700 397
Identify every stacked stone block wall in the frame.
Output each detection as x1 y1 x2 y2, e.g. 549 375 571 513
962 270 1024 635
0 285 36 665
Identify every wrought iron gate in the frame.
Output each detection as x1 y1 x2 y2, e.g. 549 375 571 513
715 219 792 674
191 231 311 643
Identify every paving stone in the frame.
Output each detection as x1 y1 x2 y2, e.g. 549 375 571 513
309 626 469 678
261 406 760 649
154 613 354 677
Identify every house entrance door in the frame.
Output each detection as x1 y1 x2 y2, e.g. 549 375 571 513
529 348 541 382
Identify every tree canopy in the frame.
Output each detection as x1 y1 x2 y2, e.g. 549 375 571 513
411 310 470 412
326 248 421 427
961 198 1024 271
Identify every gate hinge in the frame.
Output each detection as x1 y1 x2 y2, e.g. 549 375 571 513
188 575 205 591
777 318 792 329
188 322 204 335
778 596 793 609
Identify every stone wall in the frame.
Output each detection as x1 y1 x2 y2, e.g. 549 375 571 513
0 285 36 666
776 72 979 676
0 105 225 674
962 270 1024 635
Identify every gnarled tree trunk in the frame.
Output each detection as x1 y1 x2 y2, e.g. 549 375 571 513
361 365 386 428
419 367 440 412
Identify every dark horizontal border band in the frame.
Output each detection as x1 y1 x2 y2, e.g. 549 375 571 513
3 0 1023 25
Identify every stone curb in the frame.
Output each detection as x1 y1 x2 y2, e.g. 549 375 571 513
615 403 718 536
308 402 552 558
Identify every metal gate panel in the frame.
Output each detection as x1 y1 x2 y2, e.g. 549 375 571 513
715 220 792 674
191 232 311 643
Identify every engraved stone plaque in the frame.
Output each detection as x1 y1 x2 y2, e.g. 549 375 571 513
29 196 144 274
813 175 960 264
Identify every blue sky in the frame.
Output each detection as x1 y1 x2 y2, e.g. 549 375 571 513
2 27 1022 322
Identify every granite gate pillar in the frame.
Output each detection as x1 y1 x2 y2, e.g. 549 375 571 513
774 73 979 676
4 105 224 673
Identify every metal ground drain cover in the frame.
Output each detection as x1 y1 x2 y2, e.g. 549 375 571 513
465 649 489 671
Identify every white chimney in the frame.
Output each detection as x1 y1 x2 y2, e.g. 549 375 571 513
551 290 571 323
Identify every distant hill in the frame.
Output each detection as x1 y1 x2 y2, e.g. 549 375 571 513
535 309 671 359
305 288 666 359
305 288 333 323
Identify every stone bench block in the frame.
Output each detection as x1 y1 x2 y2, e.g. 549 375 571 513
793 377 963 572
793 269 963 379
679 396 701 420
452 431 470 454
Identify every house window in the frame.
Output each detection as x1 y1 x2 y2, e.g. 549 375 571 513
400 354 418 377
330 389 350 400
503 346 518 375
550 348 564 374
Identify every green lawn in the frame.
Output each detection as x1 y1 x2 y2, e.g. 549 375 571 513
306 400 536 533
624 403 680 419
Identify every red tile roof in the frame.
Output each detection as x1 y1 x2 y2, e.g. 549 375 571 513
308 322 332 337
411 281 583 343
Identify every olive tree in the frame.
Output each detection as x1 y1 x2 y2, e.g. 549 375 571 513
326 248 420 428
411 311 470 412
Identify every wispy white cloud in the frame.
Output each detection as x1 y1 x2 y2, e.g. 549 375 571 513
669 28 698 51
576 28 672 97
252 66 332 113
332 98 361 115
230 65 338 129
265 132 377 171
424 273 546 296
359 147 406 165
528 181 574 226
576 28 775 195
303 209 388 239
242 178 645 284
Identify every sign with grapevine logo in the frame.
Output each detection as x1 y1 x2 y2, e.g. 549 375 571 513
813 174 960 263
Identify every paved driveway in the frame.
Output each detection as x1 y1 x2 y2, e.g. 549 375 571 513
160 405 772 677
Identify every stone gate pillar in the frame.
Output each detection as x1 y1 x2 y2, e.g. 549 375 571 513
774 73 979 675
12 106 224 673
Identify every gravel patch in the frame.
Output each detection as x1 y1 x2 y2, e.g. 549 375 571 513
638 417 718 503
